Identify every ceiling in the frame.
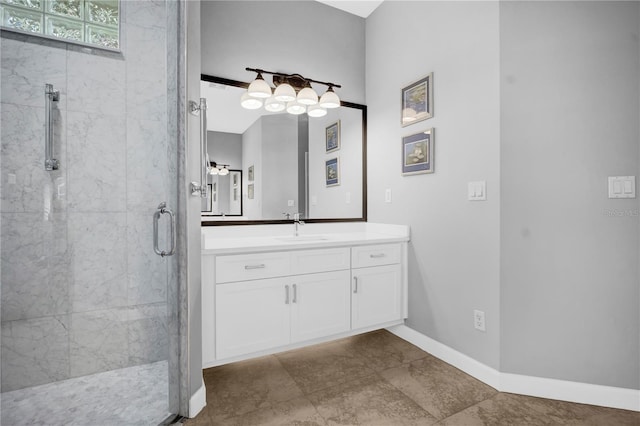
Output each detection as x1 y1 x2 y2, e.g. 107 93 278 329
315 0 384 18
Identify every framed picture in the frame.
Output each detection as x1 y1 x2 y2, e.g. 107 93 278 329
248 183 254 199
325 157 340 186
401 73 433 127
402 128 434 175
248 165 254 182
325 121 341 153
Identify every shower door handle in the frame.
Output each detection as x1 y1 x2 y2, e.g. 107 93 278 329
154 202 176 257
189 98 208 198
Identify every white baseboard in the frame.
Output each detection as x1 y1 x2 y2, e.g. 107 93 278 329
188 380 207 418
386 324 640 412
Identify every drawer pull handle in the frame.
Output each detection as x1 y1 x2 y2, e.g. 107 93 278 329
285 285 290 304
292 284 297 303
370 253 386 258
353 276 358 294
244 264 266 270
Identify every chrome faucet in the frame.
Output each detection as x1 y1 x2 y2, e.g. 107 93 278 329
293 213 304 236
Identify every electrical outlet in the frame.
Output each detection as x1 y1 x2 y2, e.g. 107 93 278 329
474 310 486 332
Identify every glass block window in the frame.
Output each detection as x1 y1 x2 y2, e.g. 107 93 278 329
0 0 119 50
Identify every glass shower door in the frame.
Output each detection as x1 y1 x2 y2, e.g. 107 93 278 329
0 0 180 424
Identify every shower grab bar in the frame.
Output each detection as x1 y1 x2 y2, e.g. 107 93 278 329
44 84 60 171
154 202 176 257
189 98 208 198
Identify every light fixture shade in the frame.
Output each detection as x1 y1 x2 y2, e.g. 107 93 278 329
307 104 327 118
286 100 306 115
297 86 318 105
247 74 272 98
319 88 340 109
241 92 263 109
274 83 296 102
264 96 285 112
218 166 229 176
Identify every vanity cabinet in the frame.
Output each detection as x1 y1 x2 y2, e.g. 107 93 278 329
216 270 351 360
351 244 403 329
202 238 408 368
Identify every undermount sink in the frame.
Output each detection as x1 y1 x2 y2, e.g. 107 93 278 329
276 235 330 243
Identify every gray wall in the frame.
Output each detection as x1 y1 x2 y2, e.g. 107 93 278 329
367 0 640 390
500 1 640 389
0 1 173 392
262 114 300 218
366 1 502 369
201 0 366 104
207 131 242 169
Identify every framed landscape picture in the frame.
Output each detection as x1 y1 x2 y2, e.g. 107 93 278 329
325 157 340 186
325 120 341 153
401 73 433 127
402 128 434 175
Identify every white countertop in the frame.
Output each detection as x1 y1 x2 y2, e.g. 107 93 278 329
202 223 410 255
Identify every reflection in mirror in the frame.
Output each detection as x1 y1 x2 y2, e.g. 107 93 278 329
201 170 243 217
201 75 366 224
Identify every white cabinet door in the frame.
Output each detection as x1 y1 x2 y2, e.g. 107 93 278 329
216 278 290 359
352 264 402 330
290 270 351 344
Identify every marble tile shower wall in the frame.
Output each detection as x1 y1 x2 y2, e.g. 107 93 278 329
0 1 171 392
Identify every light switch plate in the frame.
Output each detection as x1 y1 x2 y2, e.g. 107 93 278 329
468 181 486 201
608 176 635 199
287 200 294 207
385 189 392 203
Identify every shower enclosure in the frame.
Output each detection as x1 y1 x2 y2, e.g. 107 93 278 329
0 1 182 423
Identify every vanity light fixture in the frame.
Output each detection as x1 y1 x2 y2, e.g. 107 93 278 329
243 67 341 117
208 162 230 176
247 72 272 98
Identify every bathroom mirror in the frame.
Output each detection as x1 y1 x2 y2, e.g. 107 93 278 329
201 170 243 217
200 74 367 225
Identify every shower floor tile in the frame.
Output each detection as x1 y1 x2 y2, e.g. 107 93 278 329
1 360 170 426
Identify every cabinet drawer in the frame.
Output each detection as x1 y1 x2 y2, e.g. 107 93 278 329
291 247 351 275
352 244 401 268
216 252 290 283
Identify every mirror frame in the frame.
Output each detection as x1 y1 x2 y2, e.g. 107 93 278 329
202 169 243 217
201 74 367 226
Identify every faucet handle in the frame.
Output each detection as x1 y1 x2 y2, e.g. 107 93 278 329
293 213 300 221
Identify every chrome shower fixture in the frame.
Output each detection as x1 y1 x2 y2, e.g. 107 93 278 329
44 83 60 171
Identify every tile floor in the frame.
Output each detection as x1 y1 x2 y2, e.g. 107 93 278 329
185 330 640 425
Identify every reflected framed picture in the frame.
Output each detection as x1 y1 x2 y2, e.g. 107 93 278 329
325 120 341 153
248 165 254 182
248 183 254 199
402 128 434 175
325 157 340 186
201 184 212 212
401 73 433 127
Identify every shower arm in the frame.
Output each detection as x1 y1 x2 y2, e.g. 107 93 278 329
44 84 60 171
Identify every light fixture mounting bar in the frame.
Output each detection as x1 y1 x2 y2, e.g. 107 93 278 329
245 67 341 89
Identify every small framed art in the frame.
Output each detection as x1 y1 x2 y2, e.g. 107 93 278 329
201 184 212 212
325 120 341 153
247 183 254 199
325 157 340 186
402 128 434 175
401 73 433 127
248 165 254 182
